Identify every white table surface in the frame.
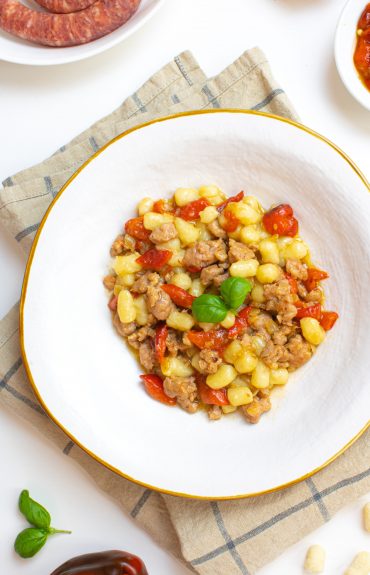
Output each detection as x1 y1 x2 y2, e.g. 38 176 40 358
0 0 369 573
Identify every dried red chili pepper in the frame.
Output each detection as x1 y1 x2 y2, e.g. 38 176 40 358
50 550 148 575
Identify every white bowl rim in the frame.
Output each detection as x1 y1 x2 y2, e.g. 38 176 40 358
334 0 370 111
19 109 370 500
0 0 165 66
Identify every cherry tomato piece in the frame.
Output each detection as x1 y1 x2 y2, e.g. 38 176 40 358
304 268 329 292
217 191 244 212
136 248 172 270
222 209 240 232
155 323 168 364
262 204 298 237
108 295 118 311
320 311 339 331
186 265 202 274
227 306 252 339
140 374 176 406
161 284 195 308
153 199 174 214
178 198 210 221
295 303 322 321
125 216 151 241
187 328 229 350
196 374 229 406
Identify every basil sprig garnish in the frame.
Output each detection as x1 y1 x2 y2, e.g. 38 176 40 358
192 277 252 323
220 277 252 309
14 490 71 559
192 294 228 323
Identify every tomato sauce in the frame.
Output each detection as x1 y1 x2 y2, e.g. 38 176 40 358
354 3 370 91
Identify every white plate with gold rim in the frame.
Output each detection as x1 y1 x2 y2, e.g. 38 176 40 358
20 110 370 499
0 0 164 66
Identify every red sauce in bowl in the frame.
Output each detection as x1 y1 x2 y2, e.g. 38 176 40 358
354 3 370 91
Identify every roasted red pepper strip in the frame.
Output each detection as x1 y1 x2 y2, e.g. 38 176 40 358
262 204 298 237
227 306 252 338
295 303 322 321
136 248 172 270
178 198 210 221
140 374 176 406
161 284 195 308
304 268 329 292
108 295 118 311
155 323 168 364
50 550 148 575
188 328 229 350
320 311 339 331
222 208 240 232
124 216 151 241
285 273 298 294
196 374 229 406
217 190 244 212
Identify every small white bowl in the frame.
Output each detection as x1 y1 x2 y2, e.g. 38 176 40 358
335 0 370 110
0 0 164 66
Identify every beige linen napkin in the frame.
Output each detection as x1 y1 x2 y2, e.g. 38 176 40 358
0 49 369 575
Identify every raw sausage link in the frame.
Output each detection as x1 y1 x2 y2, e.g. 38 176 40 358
0 0 141 47
33 0 97 14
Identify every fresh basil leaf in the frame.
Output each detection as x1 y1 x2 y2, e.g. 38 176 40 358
192 294 228 323
14 528 48 558
19 490 51 529
220 277 252 309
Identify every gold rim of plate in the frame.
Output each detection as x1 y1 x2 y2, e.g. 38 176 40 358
19 109 370 500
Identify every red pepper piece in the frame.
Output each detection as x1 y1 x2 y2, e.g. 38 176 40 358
50 550 148 575
296 303 322 321
153 199 174 214
227 306 252 339
186 265 202 274
140 374 176 406
124 216 151 241
320 311 339 331
178 198 210 221
217 190 244 212
285 273 298 294
108 295 118 311
304 268 329 292
161 284 195 308
222 208 240 232
262 204 298 237
155 323 168 364
196 374 229 406
187 328 229 351
136 248 172 270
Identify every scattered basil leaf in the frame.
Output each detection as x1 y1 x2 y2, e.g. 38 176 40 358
19 490 51 530
15 490 71 559
14 528 48 558
220 277 252 309
192 294 228 323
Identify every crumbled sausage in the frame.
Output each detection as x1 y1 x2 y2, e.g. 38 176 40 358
103 274 116 291
132 272 161 294
139 339 156 371
297 281 308 299
228 239 255 263
272 324 297 346
207 219 227 238
260 340 291 369
305 287 323 303
286 334 313 369
166 329 190 356
113 313 136 337
123 234 136 252
147 285 174 320
110 235 126 256
242 391 271 424
127 325 155 349
200 264 227 287
198 349 222 374
163 376 199 413
285 258 308 280
264 279 297 324
149 222 178 244
208 405 222 420
183 239 227 269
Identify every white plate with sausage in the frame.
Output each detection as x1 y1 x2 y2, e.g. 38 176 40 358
0 0 164 66
20 110 370 499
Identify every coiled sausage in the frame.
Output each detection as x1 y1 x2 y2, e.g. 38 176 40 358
33 0 97 14
0 0 141 47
